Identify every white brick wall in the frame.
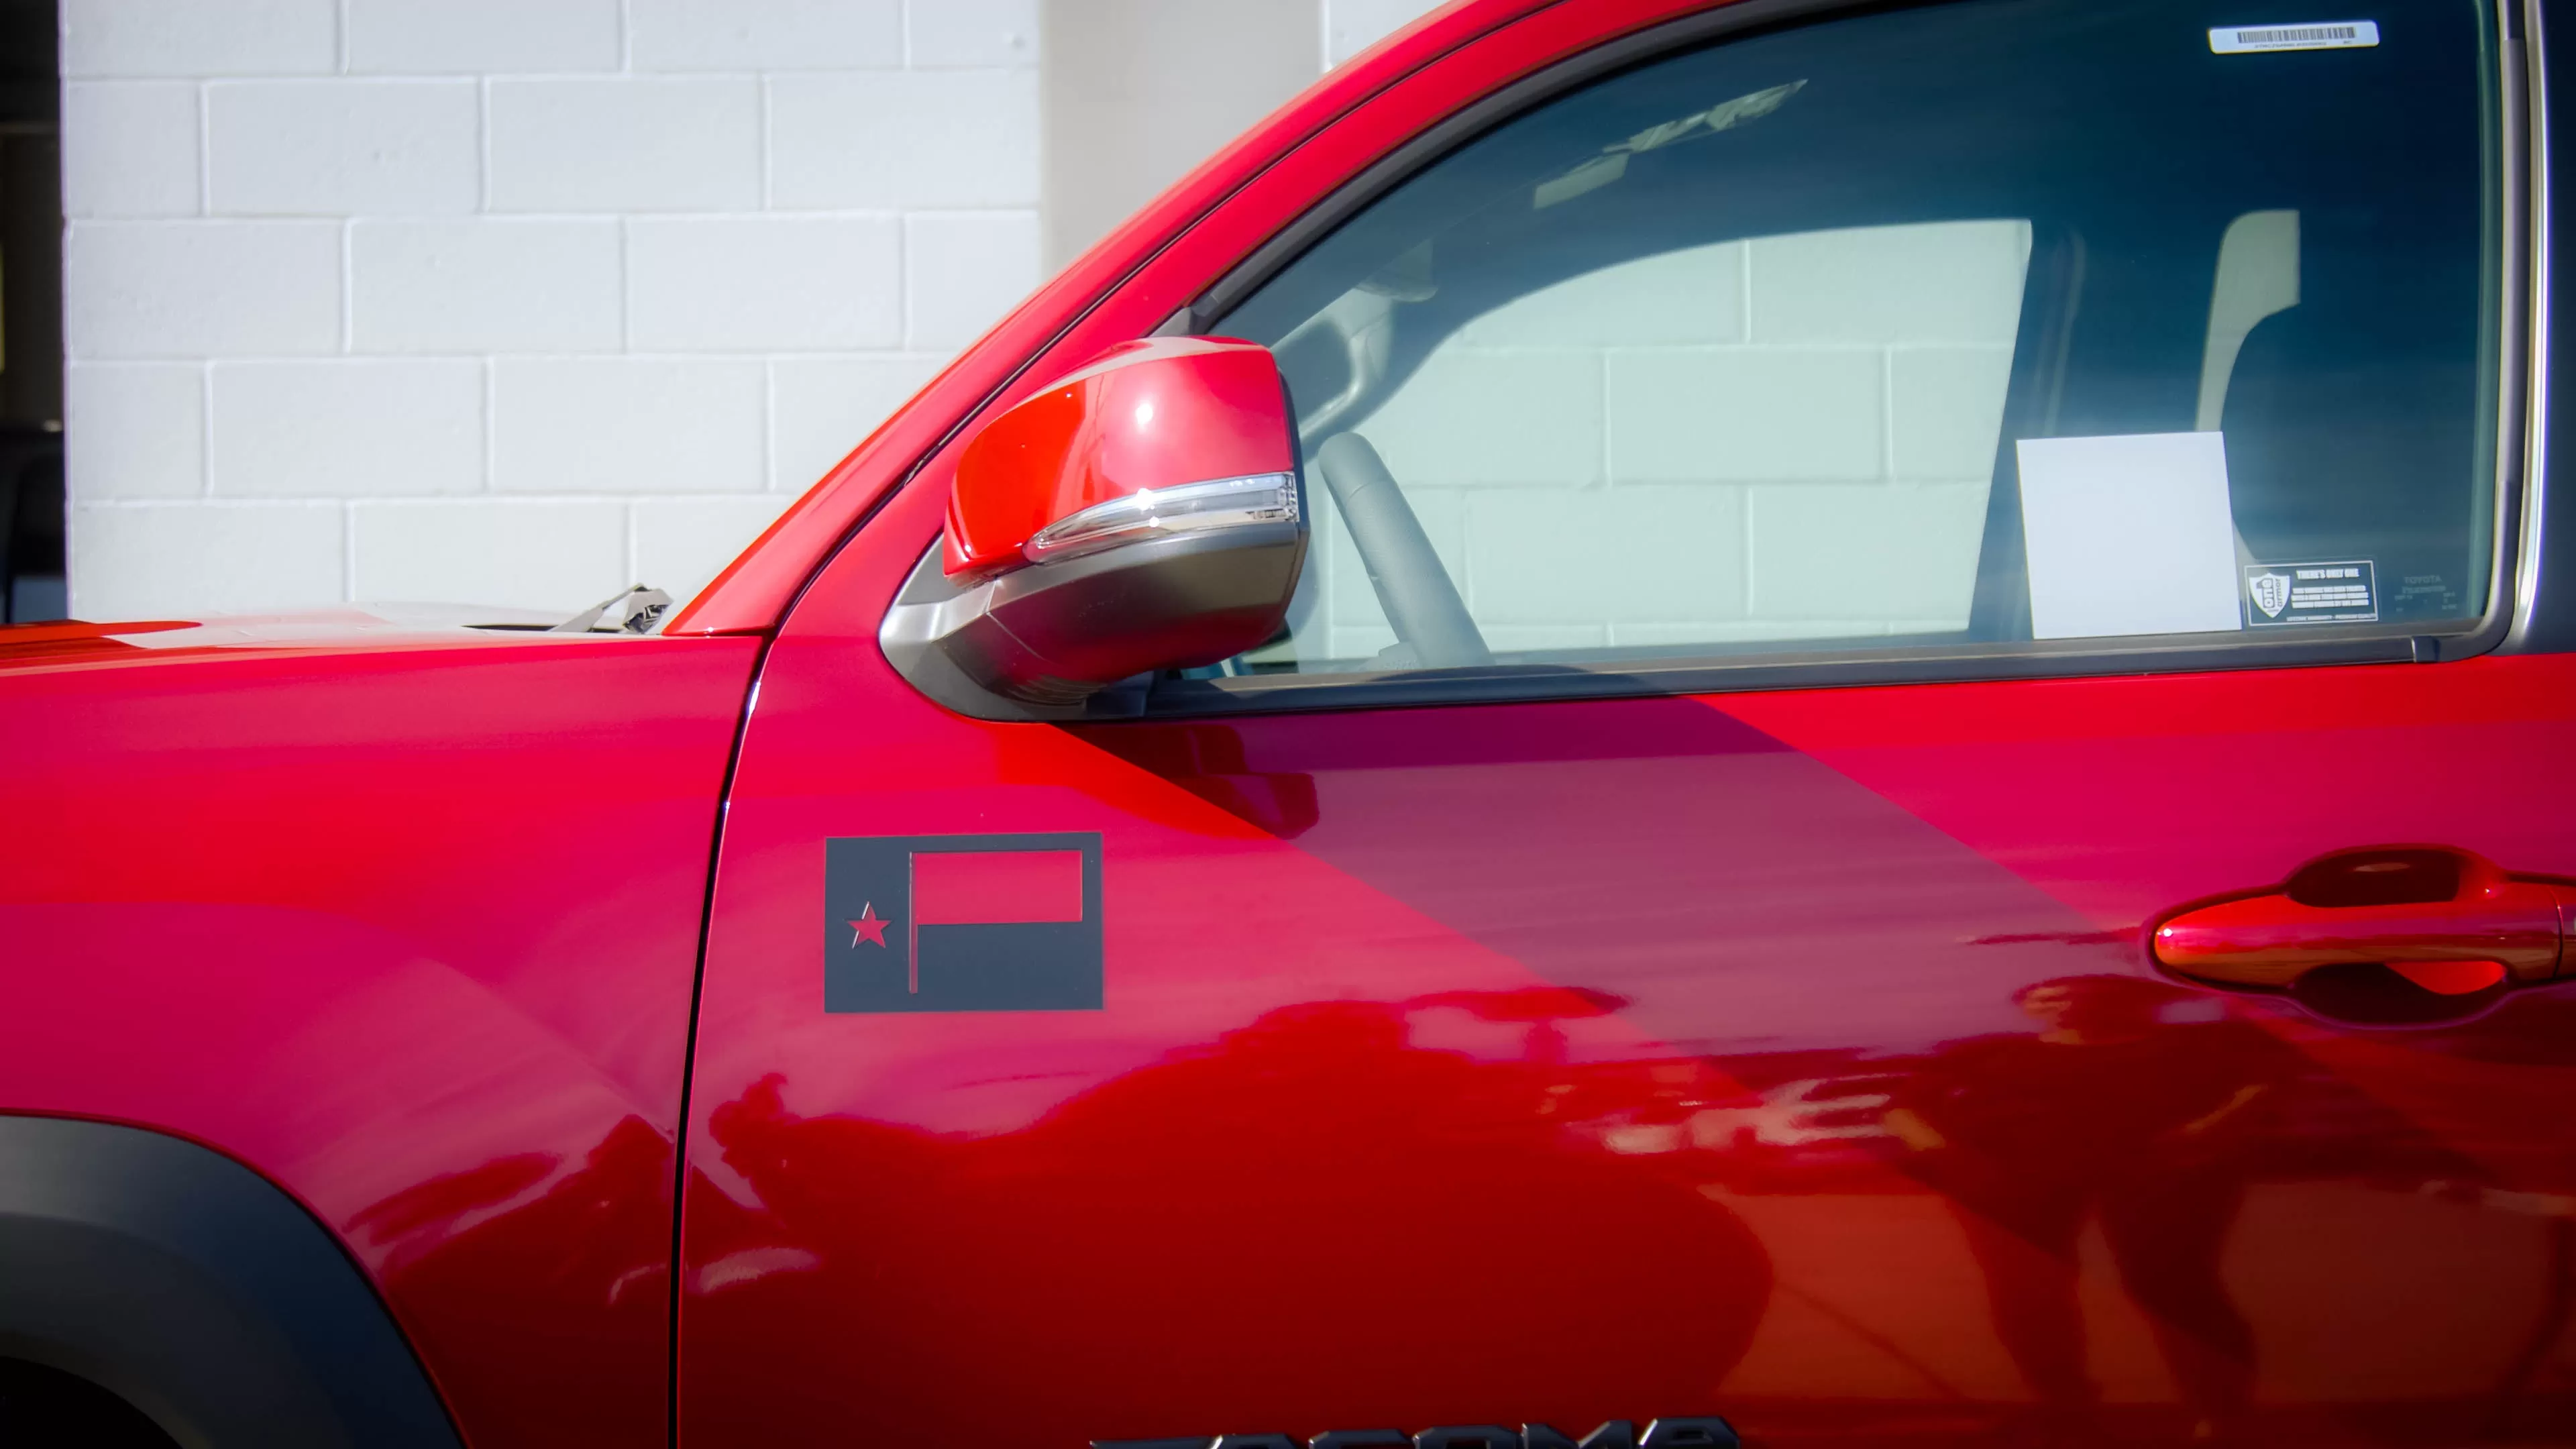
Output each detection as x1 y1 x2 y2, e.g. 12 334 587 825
345 0 622 74
207 80 482 215
209 359 484 495
60 0 1044 618
1325 0 1436 63
65 0 339 78
1301 220 2031 663
60 0 1443 619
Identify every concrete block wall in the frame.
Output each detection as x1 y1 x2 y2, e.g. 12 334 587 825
1326 0 1440 63
60 0 1043 619
1305 219 2032 662
50 0 1455 621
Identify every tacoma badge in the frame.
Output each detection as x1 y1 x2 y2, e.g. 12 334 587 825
1095 1418 1738 1449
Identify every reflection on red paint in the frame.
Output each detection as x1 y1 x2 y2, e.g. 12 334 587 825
690 524 2576 1444
0 631 759 1449
912 849 1085 924
2392 959 2511 995
683 1000 1773 1446
358 1116 674 1448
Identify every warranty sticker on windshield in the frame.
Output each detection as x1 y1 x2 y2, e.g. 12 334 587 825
2245 560 2379 625
2210 21 2379 53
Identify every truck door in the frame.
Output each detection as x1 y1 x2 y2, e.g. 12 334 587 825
680 0 2576 1443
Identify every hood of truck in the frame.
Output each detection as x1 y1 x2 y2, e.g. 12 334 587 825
0 604 619 672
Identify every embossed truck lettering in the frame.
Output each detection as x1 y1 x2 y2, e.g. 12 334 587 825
1095 1417 1739 1449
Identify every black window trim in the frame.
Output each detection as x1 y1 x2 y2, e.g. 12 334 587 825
1097 0 2547 720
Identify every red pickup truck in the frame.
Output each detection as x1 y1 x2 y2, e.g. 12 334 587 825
7 1 2575 1446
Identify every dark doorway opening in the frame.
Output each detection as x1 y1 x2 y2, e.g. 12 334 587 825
0 0 60 623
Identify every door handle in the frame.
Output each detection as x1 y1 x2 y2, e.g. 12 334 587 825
2152 846 2576 997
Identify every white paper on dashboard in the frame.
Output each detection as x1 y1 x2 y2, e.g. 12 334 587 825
2015 431 2244 640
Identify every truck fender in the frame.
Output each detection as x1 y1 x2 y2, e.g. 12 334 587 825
0 1115 462 1448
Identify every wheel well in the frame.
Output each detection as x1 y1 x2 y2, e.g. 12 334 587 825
0 1356 179 1449
0 1115 462 1449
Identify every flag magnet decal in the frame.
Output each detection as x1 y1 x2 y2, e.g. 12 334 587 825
824 833 1103 1012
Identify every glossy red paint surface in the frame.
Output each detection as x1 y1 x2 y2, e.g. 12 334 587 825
665 3 2576 1444
11 1 2575 1448
0 619 757 1449
5 7 1701 1441
944 337 1296 577
689 440 2576 1438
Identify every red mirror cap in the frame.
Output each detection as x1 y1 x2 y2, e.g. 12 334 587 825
945 336 1294 579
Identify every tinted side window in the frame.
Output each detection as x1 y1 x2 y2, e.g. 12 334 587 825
1214 0 2500 677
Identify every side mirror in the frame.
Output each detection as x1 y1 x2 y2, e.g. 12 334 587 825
882 337 1307 716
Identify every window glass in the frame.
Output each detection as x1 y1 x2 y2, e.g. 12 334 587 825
1211 0 2500 677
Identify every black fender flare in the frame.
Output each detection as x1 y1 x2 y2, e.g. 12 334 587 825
0 1114 462 1448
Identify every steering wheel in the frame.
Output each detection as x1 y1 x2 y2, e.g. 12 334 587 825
1310 433 1492 669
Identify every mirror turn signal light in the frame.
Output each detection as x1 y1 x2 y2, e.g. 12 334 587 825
1022 472 1300 565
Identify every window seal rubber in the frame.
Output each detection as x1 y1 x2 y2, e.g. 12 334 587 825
2503 0 2562 651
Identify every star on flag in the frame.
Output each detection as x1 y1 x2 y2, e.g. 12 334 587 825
847 903 889 949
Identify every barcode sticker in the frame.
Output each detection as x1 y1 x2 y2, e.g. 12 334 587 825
2210 20 2380 53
